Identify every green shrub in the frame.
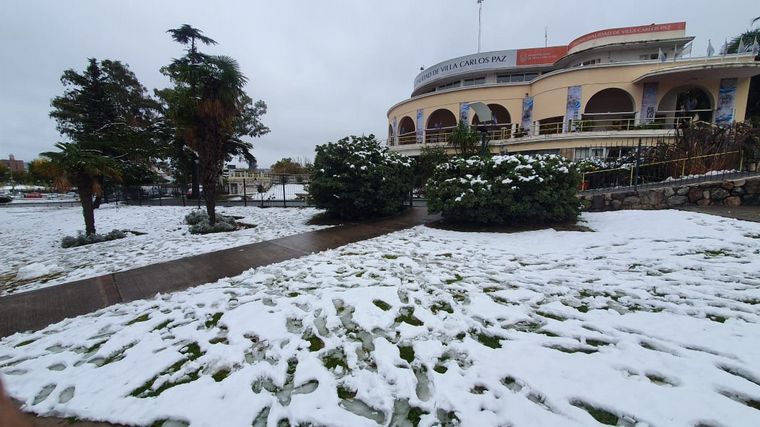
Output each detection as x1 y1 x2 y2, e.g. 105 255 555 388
426 154 581 224
309 135 414 220
185 210 238 234
61 229 127 248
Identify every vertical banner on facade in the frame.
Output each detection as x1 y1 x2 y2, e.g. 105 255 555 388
459 102 470 123
416 109 424 143
521 96 534 133
391 116 398 146
564 86 582 132
715 78 738 125
640 82 658 124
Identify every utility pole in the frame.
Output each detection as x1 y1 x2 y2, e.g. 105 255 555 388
477 0 484 53
545 26 548 47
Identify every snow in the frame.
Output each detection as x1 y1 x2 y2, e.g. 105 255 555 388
0 205 328 295
257 183 307 201
2 210 760 426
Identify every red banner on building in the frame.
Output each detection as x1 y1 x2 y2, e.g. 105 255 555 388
568 22 686 50
515 46 569 66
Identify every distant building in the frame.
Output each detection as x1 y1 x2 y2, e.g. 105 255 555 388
0 155 25 173
387 21 760 159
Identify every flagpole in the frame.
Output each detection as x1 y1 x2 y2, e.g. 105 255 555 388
477 0 484 53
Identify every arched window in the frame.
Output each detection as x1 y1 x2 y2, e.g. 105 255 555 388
580 88 636 131
398 116 416 145
472 104 512 125
658 86 713 124
425 109 458 144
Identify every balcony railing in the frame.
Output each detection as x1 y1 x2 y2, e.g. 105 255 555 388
389 114 707 148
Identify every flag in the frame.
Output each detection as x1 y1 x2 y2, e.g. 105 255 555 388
707 39 715 57
720 39 728 55
737 38 746 54
658 48 666 62
752 36 760 55
677 42 692 58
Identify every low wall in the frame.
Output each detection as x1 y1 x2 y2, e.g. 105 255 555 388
579 176 760 212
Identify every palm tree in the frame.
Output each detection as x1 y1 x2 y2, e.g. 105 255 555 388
164 25 268 225
165 53 248 225
167 24 216 62
42 143 121 235
448 122 480 157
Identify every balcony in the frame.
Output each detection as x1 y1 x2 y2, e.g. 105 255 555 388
389 115 700 155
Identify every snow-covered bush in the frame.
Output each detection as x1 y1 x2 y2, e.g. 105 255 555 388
309 135 414 219
185 210 238 234
184 209 209 226
61 229 127 248
426 154 581 224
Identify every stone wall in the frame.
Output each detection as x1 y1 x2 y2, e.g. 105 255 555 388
580 176 760 212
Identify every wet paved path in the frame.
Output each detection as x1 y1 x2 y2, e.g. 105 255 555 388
0 208 439 338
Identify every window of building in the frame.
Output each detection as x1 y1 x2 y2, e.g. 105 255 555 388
581 58 601 66
436 81 461 91
463 77 485 87
496 73 539 84
639 53 659 60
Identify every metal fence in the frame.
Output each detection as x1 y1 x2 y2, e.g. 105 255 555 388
577 136 760 193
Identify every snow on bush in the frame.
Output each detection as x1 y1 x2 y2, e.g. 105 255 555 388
309 135 414 219
185 210 238 234
427 154 581 224
60 229 127 248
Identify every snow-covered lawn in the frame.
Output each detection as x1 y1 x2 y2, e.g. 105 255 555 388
0 205 328 295
2 210 760 426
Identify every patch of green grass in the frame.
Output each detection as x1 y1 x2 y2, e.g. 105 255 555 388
395 308 424 326
702 249 736 258
181 342 203 361
212 369 230 382
407 406 427 427
398 345 415 364
15 338 37 348
482 286 500 293
444 274 464 285
209 336 228 345
307 335 324 352
536 311 567 322
570 400 618 425
577 305 589 313
287 291 300 298
470 385 487 394
438 253 452 258
127 314 150 325
430 301 453 314
501 376 516 387
337 385 356 400
382 254 399 260
433 364 448 374
372 299 392 311
151 320 171 332
205 312 223 329
707 314 727 323
322 350 348 371
473 331 501 349
455 332 466 340
586 339 613 347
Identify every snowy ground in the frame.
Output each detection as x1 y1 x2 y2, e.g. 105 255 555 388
2 210 760 426
0 205 328 295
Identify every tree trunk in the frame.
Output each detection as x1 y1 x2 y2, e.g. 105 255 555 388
191 161 200 199
203 175 216 225
92 176 103 208
77 181 96 236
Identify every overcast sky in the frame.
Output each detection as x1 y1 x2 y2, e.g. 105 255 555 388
1 0 757 168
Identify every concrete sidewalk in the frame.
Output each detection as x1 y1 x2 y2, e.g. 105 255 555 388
0 208 439 338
